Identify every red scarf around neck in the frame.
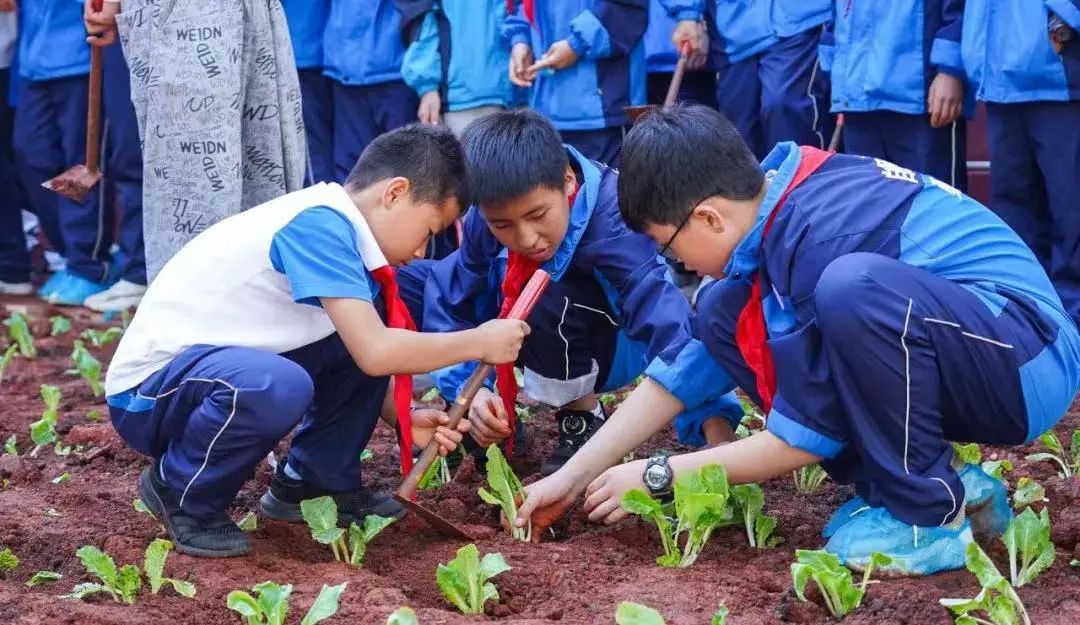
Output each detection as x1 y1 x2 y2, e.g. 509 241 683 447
368 266 418 476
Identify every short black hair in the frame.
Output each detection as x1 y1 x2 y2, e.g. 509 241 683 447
460 109 569 207
618 104 764 231
345 123 470 211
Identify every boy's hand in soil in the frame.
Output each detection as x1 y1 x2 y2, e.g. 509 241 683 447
583 459 647 524
514 471 582 542
84 0 120 47
476 318 531 365
410 408 472 456
468 387 511 446
509 43 535 87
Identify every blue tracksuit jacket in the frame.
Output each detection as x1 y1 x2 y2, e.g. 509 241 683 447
17 0 89 81
283 0 330 70
675 0 830 66
324 0 407 85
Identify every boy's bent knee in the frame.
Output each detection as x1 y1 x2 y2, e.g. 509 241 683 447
814 253 895 331
233 353 315 432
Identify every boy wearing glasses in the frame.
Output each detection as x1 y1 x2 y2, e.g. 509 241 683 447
399 109 744 475
514 104 1080 576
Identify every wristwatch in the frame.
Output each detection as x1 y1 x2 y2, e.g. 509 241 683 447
642 455 674 499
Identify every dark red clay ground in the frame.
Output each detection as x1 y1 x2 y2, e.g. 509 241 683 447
0 303 1078 624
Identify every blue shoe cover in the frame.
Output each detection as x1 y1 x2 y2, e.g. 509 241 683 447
822 496 870 538
959 464 1012 538
824 507 972 575
45 272 109 306
38 270 70 297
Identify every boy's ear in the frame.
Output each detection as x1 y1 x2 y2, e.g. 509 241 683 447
695 203 727 233
382 177 411 207
564 164 577 198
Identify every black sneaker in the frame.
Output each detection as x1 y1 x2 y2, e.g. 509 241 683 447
540 407 605 476
137 465 250 558
258 464 404 525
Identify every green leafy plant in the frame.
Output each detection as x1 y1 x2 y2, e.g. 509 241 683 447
792 464 828 494
477 444 530 541
133 499 167 534
0 343 19 386
87 409 103 423
65 545 141 604
50 315 71 336
1012 477 1045 510
615 601 667 625
436 544 510 615
940 542 1030 625
600 392 618 409
300 583 347 625
420 386 440 403
982 459 1013 480
1002 507 1054 587
4 434 17 456
791 549 891 618
69 340 104 396
418 456 451 490
52 472 71 485
26 571 62 587
144 539 196 598
0 547 18 576
229 581 343 625
80 326 124 348
731 483 781 548
954 442 983 465
4 312 35 358
386 606 419 625
300 496 395 567
238 512 258 532
1026 430 1078 478
29 384 62 456
712 603 729 625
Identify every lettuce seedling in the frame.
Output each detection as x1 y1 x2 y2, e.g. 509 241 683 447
134 499 167 534
1012 477 1045 510
29 384 62 456
50 315 71 337
386 607 419 625
791 464 828 494
4 312 35 358
621 490 679 566
26 571 62 587
0 547 18 576
80 327 124 348
228 582 293 625
712 603 729 625
69 340 104 397
1025 430 1078 478
238 511 258 532
731 483 781 548
420 386 441 403
940 542 1031 625
1002 507 1055 587
300 496 395 566
954 442 982 465
360 448 374 462
418 456 450 491
791 549 891 618
144 539 196 598
300 583 347 625
982 459 1013 480
65 545 141 604
0 343 19 386
4 434 17 456
51 472 71 485
615 601 667 625
477 445 530 540
436 543 510 615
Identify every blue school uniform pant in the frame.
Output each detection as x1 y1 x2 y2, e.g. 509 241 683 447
715 28 831 159
299 69 335 186
811 253 1045 527
560 127 624 167
985 101 1080 328
108 333 386 519
13 75 110 282
103 44 146 286
331 79 418 183
843 112 968 192
0 68 31 284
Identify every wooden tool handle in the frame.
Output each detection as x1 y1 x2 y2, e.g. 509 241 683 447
396 269 552 498
662 41 693 108
85 46 104 173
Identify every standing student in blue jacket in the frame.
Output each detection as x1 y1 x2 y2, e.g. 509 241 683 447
819 1 969 191
962 0 1080 328
324 0 418 183
644 0 715 107
0 0 31 295
504 0 648 165
284 0 332 186
13 0 113 305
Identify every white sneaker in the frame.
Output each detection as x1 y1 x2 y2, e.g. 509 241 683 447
83 280 147 312
0 280 34 295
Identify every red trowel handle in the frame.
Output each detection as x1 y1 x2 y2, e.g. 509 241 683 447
85 0 106 172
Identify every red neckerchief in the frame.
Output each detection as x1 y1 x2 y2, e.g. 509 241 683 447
507 0 536 26
734 146 832 413
369 266 418 476
494 184 579 455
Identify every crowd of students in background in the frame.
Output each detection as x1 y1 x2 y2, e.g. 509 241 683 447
0 0 1077 328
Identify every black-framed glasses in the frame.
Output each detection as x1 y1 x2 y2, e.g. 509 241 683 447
658 206 696 261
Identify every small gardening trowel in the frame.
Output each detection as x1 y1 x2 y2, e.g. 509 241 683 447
394 269 552 539
625 41 693 124
43 0 105 203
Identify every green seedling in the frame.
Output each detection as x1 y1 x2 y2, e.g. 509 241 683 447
52 472 71 485
80 326 124 348
0 547 18 576
238 512 258 532
982 459 1013 480
26 571 62 587
1012 477 1045 510
420 386 440 403
940 542 1030 625
792 464 828 494
418 456 451 490
712 603 729 625
133 499 167 535
65 545 141 604
228 582 293 625
477 445 531 541
4 434 17 456
4 312 35 358
515 405 531 423
386 606 419 625
731 483 781 548
69 340 104 397
1025 430 1078 478
791 549 891 618
300 496 395 567
0 343 19 386
1002 507 1054 587
144 539 196 598
87 409 103 423
1072 559 1079 569
615 601 667 625
29 384 62 456
360 448 374 462
600 392 618 409
954 442 982 465
436 544 510 615
50 315 71 336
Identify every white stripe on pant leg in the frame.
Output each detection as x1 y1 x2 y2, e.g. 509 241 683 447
949 121 958 189
558 297 571 380
901 299 914 475
923 317 1014 349
161 378 241 510
807 54 825 149
931 477 958 526
571 303 618 327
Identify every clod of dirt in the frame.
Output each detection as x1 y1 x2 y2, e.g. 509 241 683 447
546 607 564 620
362 586 409 608
65 423 118 447
0 453 24 478
436 497 467 520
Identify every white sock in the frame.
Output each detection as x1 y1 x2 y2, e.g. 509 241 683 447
283 462 303 481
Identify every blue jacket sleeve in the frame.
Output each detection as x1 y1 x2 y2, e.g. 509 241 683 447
423 209 501 399
401 10 442 96
818 17 835 73
502 1 532 49
567 0 649 60
645 338 739 446
1048 0 1080 29
658 0 705 21
930 0 964 78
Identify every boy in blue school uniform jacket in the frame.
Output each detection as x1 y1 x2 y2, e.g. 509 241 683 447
400 110 744 476
12 0 113 305
283 0 332 185
504 0 648 165
516 105 1080 575
962 0 1080 328
819 1 969 191
324 0 418 183
0 3 31 295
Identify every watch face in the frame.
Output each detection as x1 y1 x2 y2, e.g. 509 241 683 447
645 463 668 489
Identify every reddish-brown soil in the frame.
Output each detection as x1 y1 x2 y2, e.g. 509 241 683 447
1 302 1078 625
